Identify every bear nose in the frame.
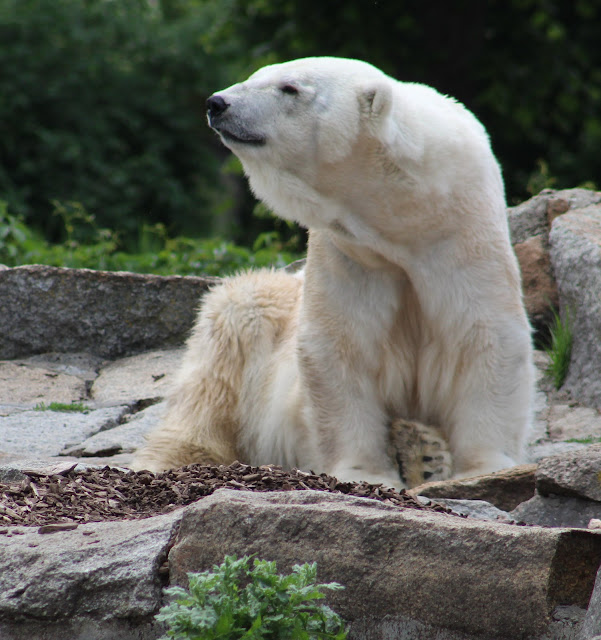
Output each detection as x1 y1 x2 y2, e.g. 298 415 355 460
206 95 229 119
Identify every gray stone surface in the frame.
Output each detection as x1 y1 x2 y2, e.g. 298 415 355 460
0 510 181 640
409 464 537 512
61 401 165 457
0 405 128 460
536 445 601 501
91 349 182 406
508 188 601 245
549 205 601 408
427 498 513 522
507 191 551 245
168 489 601 640
510 494 601 529
0 265 218 359
581 564 601 639
547 405 601 443
528 441 589 463
0 349 177 469
0 360 89 412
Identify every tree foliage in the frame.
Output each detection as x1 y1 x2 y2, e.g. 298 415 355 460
0 0 600 249
0 0 230 244
205 0 601 203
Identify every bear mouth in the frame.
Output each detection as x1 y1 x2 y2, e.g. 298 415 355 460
215 126 266 146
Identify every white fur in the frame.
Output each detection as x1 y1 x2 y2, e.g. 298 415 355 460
132 57 534 488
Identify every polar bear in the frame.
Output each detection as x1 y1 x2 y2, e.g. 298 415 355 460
132 57 534 489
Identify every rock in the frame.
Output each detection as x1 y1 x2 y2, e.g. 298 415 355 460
508 188 601 245
61 401 165 458
91 349 182 406
0 360 89 412
0 511 180 640
576 559 601 640
420 498 513 522
0 265 218 359
547 404 601 443
528 441 589 464
21 352 104 381
510 494 601 528
508 191 551 245
0 406 128 459
549 205 601 408
168 489 601 640
513 234 558 332
536 445 601 501
408 464 537 512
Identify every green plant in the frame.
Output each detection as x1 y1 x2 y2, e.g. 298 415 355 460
156 555 347 640
545 308 573 390
0 0 230 242
0 200 33 263
564 436 601 445
34 401 90 412
0 200 303 275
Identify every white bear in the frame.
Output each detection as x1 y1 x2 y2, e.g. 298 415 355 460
132 57 534 489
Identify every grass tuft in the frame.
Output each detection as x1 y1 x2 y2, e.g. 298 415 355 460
545 307 573 390
34 402 90 413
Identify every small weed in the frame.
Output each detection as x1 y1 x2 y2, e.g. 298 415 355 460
156 555 347 640
564 436 601 445
545 308 573 390
34 402 90 413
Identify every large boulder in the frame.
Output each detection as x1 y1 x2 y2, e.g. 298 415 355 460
0 265 218 359
507 188 601 338
549 205 601 407
168 489 601 640
510 447 601 528
0 511 181 640
536 445 601 502
507 188 601 245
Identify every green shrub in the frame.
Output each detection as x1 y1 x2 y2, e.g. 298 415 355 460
0 0 229 243
156 555 347 640
0 200 303 276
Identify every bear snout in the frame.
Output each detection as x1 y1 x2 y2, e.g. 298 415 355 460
206 95 229 122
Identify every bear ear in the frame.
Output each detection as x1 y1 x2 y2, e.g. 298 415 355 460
359 81 392 120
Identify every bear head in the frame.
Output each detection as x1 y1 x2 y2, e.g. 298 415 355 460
206 57 400 228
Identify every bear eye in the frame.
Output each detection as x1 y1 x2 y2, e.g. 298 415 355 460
279 83 299 96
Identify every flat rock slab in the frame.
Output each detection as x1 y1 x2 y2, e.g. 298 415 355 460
0 406 128 459
547 404 601 443
168 489 601 640
0 360 89 411
409 464 537 512
61 401 165 458
0 265 218 359
91 349 183 406
510 494 601 529
536 445 601 501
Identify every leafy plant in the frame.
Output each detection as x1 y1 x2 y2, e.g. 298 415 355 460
0 200 303 275
545 307 573 390
156 555 347 640
0 0 229 242
34 401 90 412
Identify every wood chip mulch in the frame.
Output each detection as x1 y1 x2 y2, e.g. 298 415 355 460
0 461 457 529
